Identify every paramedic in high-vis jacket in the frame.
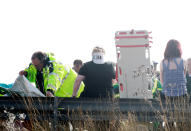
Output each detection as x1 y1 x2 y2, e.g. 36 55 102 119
19 51 84 97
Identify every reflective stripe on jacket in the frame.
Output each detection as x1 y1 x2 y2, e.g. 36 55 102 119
25 53 84 97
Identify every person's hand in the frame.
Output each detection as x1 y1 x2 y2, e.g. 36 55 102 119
19 70 27 76
72 95 76 98
112 79 117 84
46 91 54 97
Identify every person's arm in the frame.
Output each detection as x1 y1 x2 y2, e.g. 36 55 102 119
19 64 36 83
160 61 163 85
46 90 54 97
112 79 117 85
111 63 116 80
19 70 27 76
46 69 64 97
72 75 85 97
45 63 68 97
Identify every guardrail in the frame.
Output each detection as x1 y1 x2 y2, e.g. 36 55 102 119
0 96 191 123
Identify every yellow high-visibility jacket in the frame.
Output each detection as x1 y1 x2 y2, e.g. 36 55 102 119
25 53 84 97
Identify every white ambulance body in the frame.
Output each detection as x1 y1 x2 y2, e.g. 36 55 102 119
115 30 153 99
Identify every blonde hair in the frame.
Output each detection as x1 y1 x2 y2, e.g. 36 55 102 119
92 46 105 55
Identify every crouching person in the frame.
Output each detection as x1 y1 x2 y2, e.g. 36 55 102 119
19 51 84 97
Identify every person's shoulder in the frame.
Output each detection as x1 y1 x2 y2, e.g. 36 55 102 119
84 61 93 65
180 58 186 62
160 59 164 70
82 61 93 67
105 61 115 66
175 57 182 61
104 62 116 69
174 57 185 64
160 59 165 65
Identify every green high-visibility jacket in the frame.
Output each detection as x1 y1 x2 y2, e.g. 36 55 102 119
25 53 84 97
152 77 162 98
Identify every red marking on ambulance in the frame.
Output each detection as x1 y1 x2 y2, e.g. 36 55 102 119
116 44 150 48
120 83 123 92
118 32 127 35
136 31 146 34
119 67 122 75
115 35 148 39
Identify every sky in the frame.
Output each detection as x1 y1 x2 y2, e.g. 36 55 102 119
0 0 191 83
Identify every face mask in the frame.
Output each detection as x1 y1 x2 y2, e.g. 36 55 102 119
92 52 105 64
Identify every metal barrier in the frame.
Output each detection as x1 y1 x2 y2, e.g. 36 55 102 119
0 97 191 123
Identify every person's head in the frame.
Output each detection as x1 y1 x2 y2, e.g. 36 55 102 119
152 61 158 72
92 46 105 64
187 58 191 73
31 51 47 71
164 39 182 60
73 59 83 73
